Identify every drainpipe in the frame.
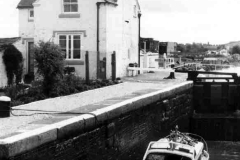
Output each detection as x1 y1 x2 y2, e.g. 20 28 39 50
96 2 102 53
138 13 142 74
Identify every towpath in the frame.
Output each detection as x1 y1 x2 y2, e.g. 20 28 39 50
0 71 187 138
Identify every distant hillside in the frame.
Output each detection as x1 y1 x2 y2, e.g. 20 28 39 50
224 41 240 49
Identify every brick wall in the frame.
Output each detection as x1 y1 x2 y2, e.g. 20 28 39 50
5 86 192 160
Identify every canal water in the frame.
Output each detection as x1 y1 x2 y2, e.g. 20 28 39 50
207 141 240 160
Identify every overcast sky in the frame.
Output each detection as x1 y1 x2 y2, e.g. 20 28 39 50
0 0 240 44
139 0 240 44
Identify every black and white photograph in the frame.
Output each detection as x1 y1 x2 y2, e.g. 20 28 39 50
0 0 240 159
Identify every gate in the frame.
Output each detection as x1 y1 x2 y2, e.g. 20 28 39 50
175 70 240 113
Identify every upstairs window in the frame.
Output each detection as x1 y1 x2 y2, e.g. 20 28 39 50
63 0 78 13
29 9 34 20
59 34 81 60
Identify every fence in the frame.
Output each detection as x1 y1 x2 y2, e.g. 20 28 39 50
140 53 175 70
64 50 116 81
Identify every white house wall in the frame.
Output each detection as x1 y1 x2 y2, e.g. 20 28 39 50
106 0 140 78
18 0 140 79
19 9 35 38
0 52 7 88
32 0 101 79
13 40 28 76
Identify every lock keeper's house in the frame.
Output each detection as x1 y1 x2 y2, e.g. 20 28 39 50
17 0 141 80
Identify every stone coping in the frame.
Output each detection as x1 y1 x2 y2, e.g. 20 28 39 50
0 81 193 158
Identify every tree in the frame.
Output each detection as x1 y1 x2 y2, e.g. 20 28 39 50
2 45 23 85
176 44 185 53
231 45 240 54
34 41 65 96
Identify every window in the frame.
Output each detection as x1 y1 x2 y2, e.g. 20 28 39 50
63 0 78 13
29 9 34 19
59 34 81 59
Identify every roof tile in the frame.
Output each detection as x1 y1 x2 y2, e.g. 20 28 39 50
17 0 36 9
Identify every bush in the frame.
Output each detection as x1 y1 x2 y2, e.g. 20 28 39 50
34 41 65 96
3 74 117 106
2 45 23 85
3 81 46 106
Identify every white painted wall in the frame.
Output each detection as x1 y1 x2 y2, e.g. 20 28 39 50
13 40 28 76
18 0 140 79
32 0 100 79
19 9 35 38
106 0 140 78
0 52 7 88
0 39 27 88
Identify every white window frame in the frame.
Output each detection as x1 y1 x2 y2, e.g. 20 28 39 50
28 9 34 20
58 34 82 60
62 0 79 13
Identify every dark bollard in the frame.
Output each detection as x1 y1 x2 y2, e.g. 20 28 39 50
164 72 176 79
0 96 11 118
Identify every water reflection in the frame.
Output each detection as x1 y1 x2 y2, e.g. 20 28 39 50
207 141 240 160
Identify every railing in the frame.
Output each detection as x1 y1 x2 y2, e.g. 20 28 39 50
174 63 233 71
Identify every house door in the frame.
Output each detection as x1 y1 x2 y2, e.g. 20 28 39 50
28 42 34 74
99 57 106 79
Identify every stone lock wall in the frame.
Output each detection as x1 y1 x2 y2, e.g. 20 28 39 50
4 83 193 160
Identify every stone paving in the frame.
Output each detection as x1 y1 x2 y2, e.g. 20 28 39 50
0 71 188 138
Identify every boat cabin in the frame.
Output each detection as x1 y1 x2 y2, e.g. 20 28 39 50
143 138 206 160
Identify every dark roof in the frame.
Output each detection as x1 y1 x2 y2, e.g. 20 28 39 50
17 0 36 9
0 37 21 51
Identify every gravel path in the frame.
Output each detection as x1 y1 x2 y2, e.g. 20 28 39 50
0 71 188 137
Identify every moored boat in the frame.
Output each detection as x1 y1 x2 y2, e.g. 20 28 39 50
143 126 209 160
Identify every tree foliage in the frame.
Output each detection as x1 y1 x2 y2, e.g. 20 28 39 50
231 45 240 54
176 43 208 54
34 41 65 96
2 45 23 85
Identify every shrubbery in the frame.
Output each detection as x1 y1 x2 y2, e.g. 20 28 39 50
2 77 118 107
34 41 64 96
2 45 23 85
1 41 120 107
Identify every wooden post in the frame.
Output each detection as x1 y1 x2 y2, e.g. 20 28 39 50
97 51 100 79
85 51 89 84
111 51 116 81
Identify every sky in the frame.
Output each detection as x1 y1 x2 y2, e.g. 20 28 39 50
0 0 240 44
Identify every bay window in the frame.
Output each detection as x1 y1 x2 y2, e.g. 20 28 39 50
59 34 81 60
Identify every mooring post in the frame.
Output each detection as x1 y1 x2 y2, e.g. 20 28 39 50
0 96 11 118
